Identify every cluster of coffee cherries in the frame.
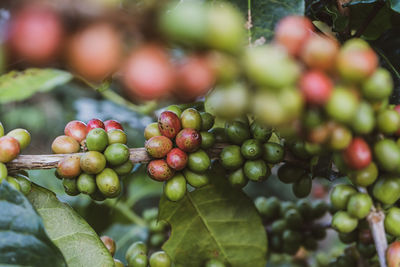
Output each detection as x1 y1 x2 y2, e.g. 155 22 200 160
141 208 169 250
99 236 125 267
255 197 328 256
144 105 215 202
0 122 32 195
125 241 171 267
51 119 133 200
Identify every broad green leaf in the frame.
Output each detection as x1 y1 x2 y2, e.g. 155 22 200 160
0 182 66 267
159 184 267 267
27 184 114 267
0 68 73 103
390 0 400 12
126 169 163 206
229 0 305 41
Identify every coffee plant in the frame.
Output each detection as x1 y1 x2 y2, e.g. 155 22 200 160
1 0 400 266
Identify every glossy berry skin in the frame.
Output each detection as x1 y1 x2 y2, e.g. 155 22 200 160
57 155 81 179
100 236 116 256
104 120 123 132
175 128 202 152
158 111 182 139
65 120 87 143
7 128 31 150
347 193 372 219
96 168 121 198
164 173 186 202
330 184 357 210
343 138 371 170
0 136 20 163
274 16 314 56
145 122 162 140
87 119 105 132
107 129 127 145
51 135 80 154
147 160 175 181
145 136 173 158
385 208 400 237
86 128 109 152
149 251 171 267
387 241 400 267
104 143 130 166
166 148 188 171
372 176 400 205
300 34 339 71
76 173 96 195
123 45 175 100
299 70 333 106
332 211 358 233
187 149 211 173
374 139 400 172
8 5 63 64
80 151 106 174
181 108 202 131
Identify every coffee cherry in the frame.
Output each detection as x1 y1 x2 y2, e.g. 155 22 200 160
325 87 359 124
62 178 79 196
385 207 400 237
225 121 251 145
100 236 116 256
332 211 358 233
57 155 81 179
8 5 63 64
126 241 148 262
387 241 400 267
343 138 371 170
220 145 244 170
200 112 215 131
114 259 124 267
209 128 228 143
165 105 183 117
113 160 134 176
14 174 32 195
175 128 202 152
145 136 173 159
86 128 108 152
299 70 333 106
128 254 148 267
330 184 357 210
372 176 400 205
311 200 329 219
188 149 211 173
51 135 80 154
227 168 248 188
250 121 272 142
123 45 175 100
255 196 280 220
200 132 215 150
348 162 378 187
7 128 30 150
107 129 127 145
67 23 121 81
158 111 182 139
346 193 372 219
104 143 130 166
89 189 106 202
77 173 96 195
0 136 20 163
262 142 284 164
149 251 171 267
145 123 162 140
96 168 121 198
292 174 312 198
147 160 174 181
352 101 375 134
277 163 304 184
104 120 123 132
336 39 378 82
6 176 21 191
183 169 209 188
329 125 352 151
176 56 215 100
149 219 167 233
362 68 393 100
240 139 262 160
164 173 186 202
65 120 87 143
243 160 270 182
377 109 400 134
166 148 188 171
374 139 400 172
80 151 106 174
274 16 313 56
86 119 105 132
338 231 358 244
300 34 339 70
205 259 225 267
181 108 202 130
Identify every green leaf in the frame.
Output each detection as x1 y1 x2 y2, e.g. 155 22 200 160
0 182 66 267
229 0 305 40
0 68 73 103
27 184 114 267
159 184 267 267
390 0 400 12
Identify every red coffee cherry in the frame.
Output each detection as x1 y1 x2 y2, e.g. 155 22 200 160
57 155 81 179
87 119 105 132
104 120 123 132
8 4 64 64
343 137 371 170
387 241 400 267
274 16 314 56
299 70 333 106
145 136 173 158
52 135 80 154
65 120 87 143
123 44 175 100
166 148 188 170
0 136 20 163
175 128 202 152
158 111 182 139
300 34 339 71
147 159 175 181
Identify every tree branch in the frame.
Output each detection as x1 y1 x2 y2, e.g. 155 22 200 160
367 208 388 267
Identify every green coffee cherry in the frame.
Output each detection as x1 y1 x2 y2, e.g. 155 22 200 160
187 149 211 173
166 105 183 117
142 208 158 222
348 162 378 187
104 143 130 166
0 162 8 182
150 233 166 247
347 193 372 219
107 129 127 144
292 174 312 198
181 108 202 130
200 132 215 149
284 208 303 230
220 145 244 170
126 241 148 261
362 68 393 101
164 173 186 202
205 259 225 267
6 176 21 191
149 219 168 233
144 123 162 140
7 128 31 150
96 168 121 198
376 109 400 134
200 112 215 131
209 127 228 143
330 184 357 210
89 189 106 201
86 128 109 152
77 173 96 195
374 139 400 173
149 251 171 267
62 178 80 196
384 207 400 237
243 160 270 182
325 87 358 124
372 176 400 205
250 121 272 142
183 169 209 188
113 160 134 176
128 254 148 267
271 219 287 235
262 142 284 164
338 231 358 244
14 174 32 195
332 211 358 233
225 121 251 145
0 122 4 137
296 199 312 220
311 200 329 219
352 101 375 134
113 259 124 267
80 151 106 174
254 196 280 220
241 139 262 160
227 168 248 188
277 163 304 184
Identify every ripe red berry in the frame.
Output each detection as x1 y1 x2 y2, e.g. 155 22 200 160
87 119 105 132
166 148 188 170
387 241 400 267
123 45 175 100
343 138 372 170
64 121 87 143
147 159 175 181
158 111 182 139
145 136 173 158
0 136 20 163
175 128 202 152
8 4 63 64
176 55 215 101
274 16 314 56
300 34 339 71
104 120 123 132
299 70 333 105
